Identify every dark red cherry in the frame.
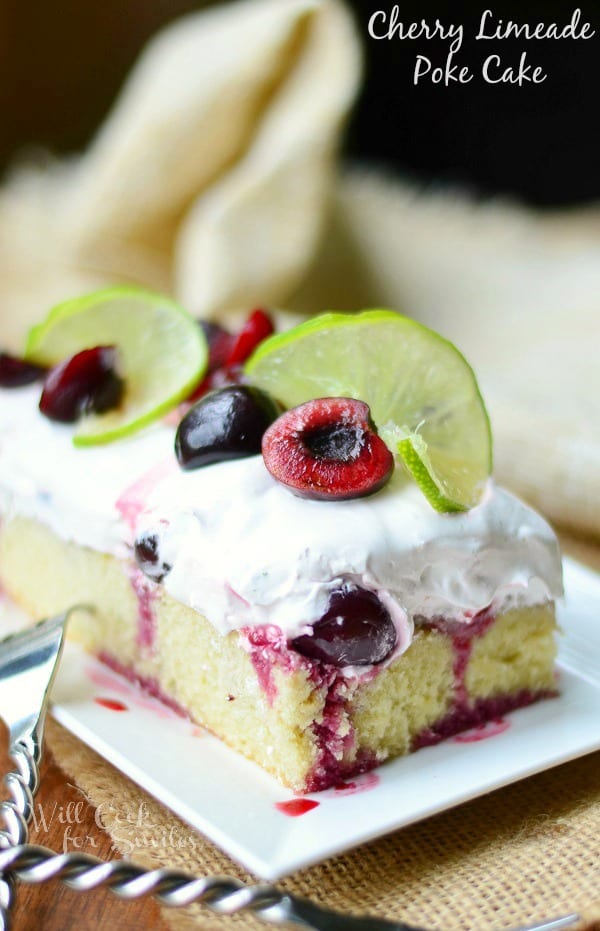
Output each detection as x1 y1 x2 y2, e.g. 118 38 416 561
262 397 394 501
225 309 274 367
175 385 282 470
39 345 124 423
134 532 171 582
186 359 242 405
198 321 235 373
291 586 397 667
187 311 274 405
0 352 47 387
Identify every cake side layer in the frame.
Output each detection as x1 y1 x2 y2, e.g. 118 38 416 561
0 515 558 792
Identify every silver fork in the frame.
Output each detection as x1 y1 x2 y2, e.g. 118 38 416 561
0 613 581 931
0 610 70 928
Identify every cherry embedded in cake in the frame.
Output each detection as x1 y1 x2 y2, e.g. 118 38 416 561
0 296 564 793
291 585 397 666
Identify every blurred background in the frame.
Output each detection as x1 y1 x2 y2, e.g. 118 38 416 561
1 0 598 205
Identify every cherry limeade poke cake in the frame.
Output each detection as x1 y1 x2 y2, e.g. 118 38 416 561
0 290 562 791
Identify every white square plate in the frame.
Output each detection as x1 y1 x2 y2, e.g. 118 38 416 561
1 557 599 880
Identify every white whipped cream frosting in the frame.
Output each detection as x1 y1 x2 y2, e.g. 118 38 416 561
0 386 563 647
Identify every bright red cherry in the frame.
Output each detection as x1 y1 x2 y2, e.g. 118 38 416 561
225 309 274 367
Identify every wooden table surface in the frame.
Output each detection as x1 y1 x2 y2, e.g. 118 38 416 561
2 535 599 930
1 722 170 931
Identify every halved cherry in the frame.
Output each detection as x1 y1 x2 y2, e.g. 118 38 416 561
262 397 394 500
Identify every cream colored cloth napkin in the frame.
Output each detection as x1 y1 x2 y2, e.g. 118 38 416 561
0 0 361 349
292 173 600 539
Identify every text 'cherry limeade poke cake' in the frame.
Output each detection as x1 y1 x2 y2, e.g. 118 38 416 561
0 289 562 791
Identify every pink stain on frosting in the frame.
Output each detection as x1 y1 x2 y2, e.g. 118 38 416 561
115 458 177 537
225 583 251 608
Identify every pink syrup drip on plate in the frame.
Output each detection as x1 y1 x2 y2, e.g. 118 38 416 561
275 799 320 817
453 718 510 743
332 772 380 796
412 688 556 750
94 697 128 712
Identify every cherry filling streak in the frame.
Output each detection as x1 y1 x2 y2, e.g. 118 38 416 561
97 653 189 719
241 623 380 792
126 565 158 651
412 611 557 750
245 606 555 789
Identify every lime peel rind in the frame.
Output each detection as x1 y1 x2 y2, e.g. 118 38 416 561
397 436 468 514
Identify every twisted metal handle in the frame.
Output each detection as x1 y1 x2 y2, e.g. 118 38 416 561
0 845 284 915
0 738 41 930
0 844 418 931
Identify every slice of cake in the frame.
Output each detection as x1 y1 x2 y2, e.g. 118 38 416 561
0 296 563 792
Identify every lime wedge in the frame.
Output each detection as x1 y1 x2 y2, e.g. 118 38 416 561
245 310 492 512
26 287 207 446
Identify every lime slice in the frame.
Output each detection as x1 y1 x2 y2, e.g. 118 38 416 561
245 310 492 512
26 287 207 446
